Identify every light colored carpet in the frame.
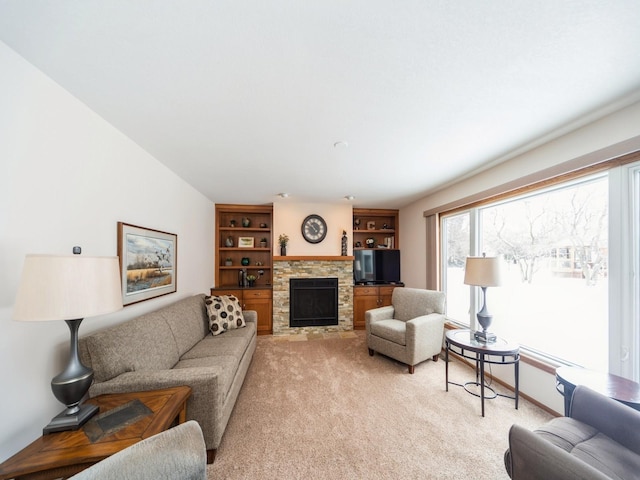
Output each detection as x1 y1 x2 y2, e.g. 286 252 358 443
207 331 553 479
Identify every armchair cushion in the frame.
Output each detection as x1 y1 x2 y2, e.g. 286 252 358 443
370 319 406 346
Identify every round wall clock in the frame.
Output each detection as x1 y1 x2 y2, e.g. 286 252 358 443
301 214 327 244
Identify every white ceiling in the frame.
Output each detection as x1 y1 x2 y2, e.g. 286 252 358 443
1 1 640 208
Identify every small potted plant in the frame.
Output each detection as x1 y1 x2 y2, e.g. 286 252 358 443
224 257 233 266
260 237 268 248
246 274 257 287
278 233 289 256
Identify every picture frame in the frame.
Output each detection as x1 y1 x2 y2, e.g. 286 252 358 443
366 220 376 230
238 237 255 248
117 222 177 306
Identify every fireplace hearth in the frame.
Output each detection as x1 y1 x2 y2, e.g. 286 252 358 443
289 278 338 327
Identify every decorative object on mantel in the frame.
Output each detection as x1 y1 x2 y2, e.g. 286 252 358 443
225 236 234 247
242 217 251 227
13 251 123 433
341 230 348 256
279 233 289 256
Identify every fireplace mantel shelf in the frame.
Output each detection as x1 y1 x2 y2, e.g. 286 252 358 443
273 256 354 261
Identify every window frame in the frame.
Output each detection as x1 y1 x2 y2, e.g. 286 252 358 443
432 151 640 380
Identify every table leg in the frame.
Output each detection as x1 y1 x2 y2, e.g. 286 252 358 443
514 356 519 410
480 353 485 417
178 402 187 424
445 341 449 392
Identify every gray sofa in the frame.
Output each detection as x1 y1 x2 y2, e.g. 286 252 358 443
504 385 640 479
78 294 256 463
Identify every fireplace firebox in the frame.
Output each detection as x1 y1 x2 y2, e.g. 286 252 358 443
289 278 338 327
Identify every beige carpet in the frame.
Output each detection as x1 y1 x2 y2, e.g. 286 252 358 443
207 331 553 479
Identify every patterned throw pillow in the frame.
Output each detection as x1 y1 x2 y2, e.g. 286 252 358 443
204 295 246 335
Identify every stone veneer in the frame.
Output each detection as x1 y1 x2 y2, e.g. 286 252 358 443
273 257 354 335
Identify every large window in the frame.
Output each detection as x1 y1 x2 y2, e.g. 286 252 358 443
442 174 609 369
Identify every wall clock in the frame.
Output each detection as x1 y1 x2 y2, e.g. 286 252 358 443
301 214 327 244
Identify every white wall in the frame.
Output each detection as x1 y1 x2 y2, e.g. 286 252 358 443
273 201 353 256
399 100 640 412
0 41 214 462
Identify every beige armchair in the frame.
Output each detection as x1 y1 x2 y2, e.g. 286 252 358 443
365 287 445 374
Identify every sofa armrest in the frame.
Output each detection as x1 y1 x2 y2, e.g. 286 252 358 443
89 367 224 449
505 424 610 480
243 310 257 323
570 385 640 455
69 420 206 480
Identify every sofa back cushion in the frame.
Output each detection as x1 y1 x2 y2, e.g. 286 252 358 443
82 311 180 383
161 294 209 356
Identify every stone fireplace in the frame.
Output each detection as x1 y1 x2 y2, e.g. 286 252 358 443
273 256 353 335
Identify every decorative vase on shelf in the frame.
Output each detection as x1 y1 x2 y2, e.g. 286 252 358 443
241 257 250 266
225 236 234 247
242 217 251 227
341 230 347 256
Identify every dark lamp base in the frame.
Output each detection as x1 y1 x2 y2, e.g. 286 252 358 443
43 403 99 435
474 330 497 344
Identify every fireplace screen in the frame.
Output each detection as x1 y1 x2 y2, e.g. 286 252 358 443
289 278 338 327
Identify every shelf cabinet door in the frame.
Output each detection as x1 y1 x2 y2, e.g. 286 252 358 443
353 287 381 330
244 289 272 335
353 285 401 330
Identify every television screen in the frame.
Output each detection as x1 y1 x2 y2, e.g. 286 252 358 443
354 249 401 284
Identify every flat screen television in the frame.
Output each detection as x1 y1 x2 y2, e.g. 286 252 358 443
354 249 401 284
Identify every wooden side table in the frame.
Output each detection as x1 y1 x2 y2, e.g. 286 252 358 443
556 366 640 416
0 386 191 480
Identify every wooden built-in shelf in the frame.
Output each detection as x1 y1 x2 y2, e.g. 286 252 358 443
273 256 355 261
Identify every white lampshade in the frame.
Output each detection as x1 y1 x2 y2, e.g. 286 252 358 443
13 254 123 322
464 256 502 287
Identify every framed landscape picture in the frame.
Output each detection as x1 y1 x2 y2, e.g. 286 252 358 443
117 222 177 306
238 237 254 248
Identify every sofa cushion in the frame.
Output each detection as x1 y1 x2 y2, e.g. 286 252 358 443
83 312 180 382
370 319 406 346
161 294 209 356
205 295 245 335
180 322 256 361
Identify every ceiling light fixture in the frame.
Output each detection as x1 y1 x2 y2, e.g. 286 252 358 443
278 193 289 198
344 195 355 201
334 141 349 149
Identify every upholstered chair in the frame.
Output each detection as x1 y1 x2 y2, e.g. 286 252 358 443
504 385 640 480
69 421 207 480
366 288 446 374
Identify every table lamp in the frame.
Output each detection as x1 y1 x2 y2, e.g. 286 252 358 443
464 254 502 343
13 252 123 434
